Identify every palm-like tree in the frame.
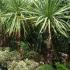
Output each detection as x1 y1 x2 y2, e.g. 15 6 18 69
0 0 31 58
28 0 70 48
1 0 29 35
28 0 70 63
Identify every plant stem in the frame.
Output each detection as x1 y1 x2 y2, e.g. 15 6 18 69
46 20 53 64
16 31 23 60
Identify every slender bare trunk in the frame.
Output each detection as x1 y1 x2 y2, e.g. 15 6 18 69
16 31 20 50
48 20 52 49
16 31 23 60
46 20 53 64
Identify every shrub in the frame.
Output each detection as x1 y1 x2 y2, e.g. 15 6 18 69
24 51 40 61
0 47 20 63
36 64 55 70
25 59 39 70
8 61 28 70
0 48 10 63
56 63 69 70
8 59 39 70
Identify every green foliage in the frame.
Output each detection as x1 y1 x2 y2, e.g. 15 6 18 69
36 64 69 70
20 42 31 58
0 48 10 63
66 63 70 69
0 1 70 70
20 42 40 61
8 61 28 70
25 51 40 61
0 0 29 36
8 59 39 70
20 41 29 49
28 0 70 37
0 47 20 63
56 63 69 70
1 0 70 37
36 64 55 70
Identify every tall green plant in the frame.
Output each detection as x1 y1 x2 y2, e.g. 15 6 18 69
0 0 29 35
27 0 70 63
0 0 31 58
29 0 70 46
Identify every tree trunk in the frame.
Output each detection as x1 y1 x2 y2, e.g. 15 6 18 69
47 20 52 49
16 31 23 60
46 20 53 64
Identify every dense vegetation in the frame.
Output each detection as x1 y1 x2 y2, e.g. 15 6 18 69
0 0 70 70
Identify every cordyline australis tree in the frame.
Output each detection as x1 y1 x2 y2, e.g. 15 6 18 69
0 0 33 59
27 0 70 63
